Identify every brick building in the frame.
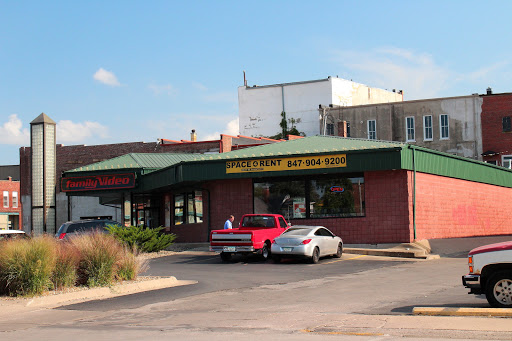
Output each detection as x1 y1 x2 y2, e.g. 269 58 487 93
0 176 21 230
480 91 512 167
20 113 281 235
61 136 512 244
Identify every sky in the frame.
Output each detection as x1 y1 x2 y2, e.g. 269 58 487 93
1 1 512 165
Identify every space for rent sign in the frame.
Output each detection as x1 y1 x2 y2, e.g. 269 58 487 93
225 154 346 174
61 173 135 192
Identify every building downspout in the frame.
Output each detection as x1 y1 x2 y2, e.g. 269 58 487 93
412 146 417 241
281 85 285 114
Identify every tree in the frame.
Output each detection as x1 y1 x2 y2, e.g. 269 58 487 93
268 111 306 139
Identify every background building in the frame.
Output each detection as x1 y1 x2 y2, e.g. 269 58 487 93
20 114 281 235
324 94 483 160
0 174 21 230
480 90 512 167
238 76 403 138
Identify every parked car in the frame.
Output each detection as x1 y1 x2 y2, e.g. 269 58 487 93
0 229 29 241
55 219 121 240
270 225 343 263
462 240 512 308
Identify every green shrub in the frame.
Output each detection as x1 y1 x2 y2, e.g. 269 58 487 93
0 236 57 296
72 232 122 287
106 225 177 253
52 242 79 290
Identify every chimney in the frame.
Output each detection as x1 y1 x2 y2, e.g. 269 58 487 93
191 129 197 142
486 87 492 95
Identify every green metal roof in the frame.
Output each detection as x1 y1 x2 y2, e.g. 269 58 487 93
189 136 405 161
66 153 198 174
62 136 512 193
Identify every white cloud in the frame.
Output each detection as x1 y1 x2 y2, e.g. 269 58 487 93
331 47 453 99
148 83 176 96
202 118 239 140
57 120 109 143
0 114 29 144
464 61 510 83
93 68 121 86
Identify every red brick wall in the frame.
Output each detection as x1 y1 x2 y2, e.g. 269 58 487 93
294 170 411 244
414 172 512 240
481 94 512 164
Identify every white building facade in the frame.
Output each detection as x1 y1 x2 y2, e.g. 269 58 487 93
238 77 403 137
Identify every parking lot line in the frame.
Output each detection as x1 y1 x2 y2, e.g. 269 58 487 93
321 254 367 265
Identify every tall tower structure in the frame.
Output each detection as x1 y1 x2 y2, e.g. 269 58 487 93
30 113 56 235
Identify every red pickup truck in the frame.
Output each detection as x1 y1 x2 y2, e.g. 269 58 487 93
210 214 290 261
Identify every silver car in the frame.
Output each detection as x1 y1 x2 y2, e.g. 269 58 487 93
271 225 343 263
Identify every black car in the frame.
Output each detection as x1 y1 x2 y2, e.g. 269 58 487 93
56 219 121 240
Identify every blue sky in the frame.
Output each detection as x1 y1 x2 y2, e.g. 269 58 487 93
1 1 511 165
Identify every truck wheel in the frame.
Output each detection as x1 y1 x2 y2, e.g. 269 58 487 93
261 242 271 260
310 247 320 264
220 252 232 262
485 271 512 308
334 243 343 258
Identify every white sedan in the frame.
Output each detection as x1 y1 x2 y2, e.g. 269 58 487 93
271 225 343 263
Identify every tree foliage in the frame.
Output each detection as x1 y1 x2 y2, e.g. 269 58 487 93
268 111 306 139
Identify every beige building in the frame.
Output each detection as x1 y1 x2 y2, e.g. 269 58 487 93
324 94 483 160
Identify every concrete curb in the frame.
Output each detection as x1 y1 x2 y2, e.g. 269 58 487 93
0 276 197 310
344 247 440 259
413 307 512 317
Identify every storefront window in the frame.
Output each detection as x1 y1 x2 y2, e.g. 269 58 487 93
174 195 184 225
254 181 305 220
309 177 364 218
174 191 203 225
254 175 364 219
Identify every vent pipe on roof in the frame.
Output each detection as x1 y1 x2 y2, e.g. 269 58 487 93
487 87 492 95
191 129 197 142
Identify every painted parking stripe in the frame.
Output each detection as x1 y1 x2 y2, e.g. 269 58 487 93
319 254 367 265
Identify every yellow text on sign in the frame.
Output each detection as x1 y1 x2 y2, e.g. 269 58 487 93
226 154 347 174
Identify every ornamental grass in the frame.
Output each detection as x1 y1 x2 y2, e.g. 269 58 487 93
0 236 57 296
0 232 145 296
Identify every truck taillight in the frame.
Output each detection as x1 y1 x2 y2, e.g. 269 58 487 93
58 233 66 240
302 239 312 244
468 256 473 273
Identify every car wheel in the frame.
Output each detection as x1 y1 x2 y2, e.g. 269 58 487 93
334 243 343 258
310 247 320 264
485 271 512 308
220 252 232 262
272 255 281 263
261 242 271 260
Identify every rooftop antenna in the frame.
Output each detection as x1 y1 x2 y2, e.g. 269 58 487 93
243 70 247 87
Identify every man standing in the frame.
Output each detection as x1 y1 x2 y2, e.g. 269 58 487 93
224 215 235 229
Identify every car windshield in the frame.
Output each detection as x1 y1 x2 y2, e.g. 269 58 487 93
282 228 310 236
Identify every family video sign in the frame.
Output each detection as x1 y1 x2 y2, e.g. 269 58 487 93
61 173 136 192
226 154 347 174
